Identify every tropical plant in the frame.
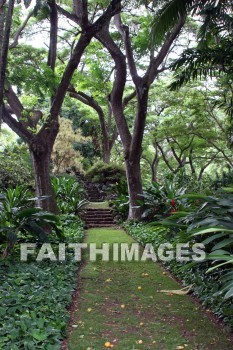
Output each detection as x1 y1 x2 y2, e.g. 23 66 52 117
0 185 32 220
151 0 233 119
163 188 233 298
138 181 187 220
0 188 63 256
110 193 129 221
52 176 88 215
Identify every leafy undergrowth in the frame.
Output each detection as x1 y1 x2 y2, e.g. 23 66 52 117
0 216 84 350
68 228 232 350
125 222 233 328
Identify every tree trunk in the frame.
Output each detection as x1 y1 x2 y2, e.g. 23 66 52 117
125 156 143 220
102 138 111 163
151 158 159 182
30 143 58 213
125 88 149 220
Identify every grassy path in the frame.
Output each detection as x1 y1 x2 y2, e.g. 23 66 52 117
67 228 232 350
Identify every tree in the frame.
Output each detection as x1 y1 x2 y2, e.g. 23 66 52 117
1 0 122 212
58 3 187 219
66 40 136 164
97 9 185 219
0 0 14 127
151 0 233 119
52 118 86 174
142 81 233 181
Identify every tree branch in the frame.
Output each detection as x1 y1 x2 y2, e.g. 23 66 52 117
193 131 233 167
10 10 33 49
96 26 132 152
145 15 185 86
4 84 23 118
167 138 182 165
198 152 219 181
45 0 122 132
156 141 175 173
123 90 136 109
188 148 196 175
68 86 111 158
56 4 79 24
2 105 33 143
47 0 58 72
0 0 14 125
114 13 140 86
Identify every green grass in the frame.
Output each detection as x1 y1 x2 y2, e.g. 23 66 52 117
68 228 232 350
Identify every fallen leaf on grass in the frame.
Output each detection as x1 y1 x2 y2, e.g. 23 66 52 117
158 285 193 295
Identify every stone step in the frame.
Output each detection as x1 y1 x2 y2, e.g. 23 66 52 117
85 213 112 217
88 196 103 200
84 206 115 228
89 198 103 201
85 215 114 220
85 217 113 221
85 219 114 223
86 209 112 212
87 224 115 228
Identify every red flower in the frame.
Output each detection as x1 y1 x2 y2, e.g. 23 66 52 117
170 198 176 207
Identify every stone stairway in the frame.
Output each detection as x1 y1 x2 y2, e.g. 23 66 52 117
84 208 115 228
87 184 105 202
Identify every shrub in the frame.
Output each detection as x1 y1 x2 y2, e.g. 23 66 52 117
211 168 233 190
52 176 88 215
0 186 63 256
139 181 187 220
168 189 233 299
85 161 126 184
0 216 84 349
110 193 129 221
0 144 33 190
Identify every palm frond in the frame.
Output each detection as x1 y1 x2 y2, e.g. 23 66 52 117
150 0 194 47
150 0 233 47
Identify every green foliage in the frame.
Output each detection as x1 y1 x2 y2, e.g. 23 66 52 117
165 170 214 195
1 186 32 218
151 0 232 47
0 186 63 256
211 168 233 190
164 1 233 119
8 45 58 99
0 144 33 189
0 217 84 349
85 161 126 184
110 193 129 221
139 181 187 220
172 189 233 299
52 176 88 215
73 141 96 167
